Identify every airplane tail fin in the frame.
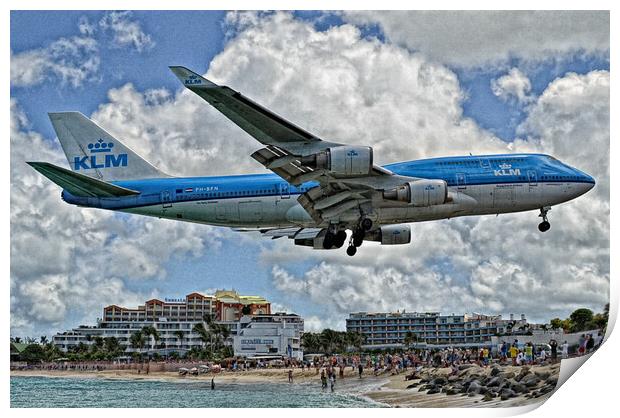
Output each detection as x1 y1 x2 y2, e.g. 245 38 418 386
48 112 167 181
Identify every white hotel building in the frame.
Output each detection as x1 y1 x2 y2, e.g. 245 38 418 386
52 291 304 359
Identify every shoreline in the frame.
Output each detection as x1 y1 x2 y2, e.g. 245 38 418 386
11 363 557 408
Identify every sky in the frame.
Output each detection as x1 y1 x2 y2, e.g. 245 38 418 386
10 11 610 337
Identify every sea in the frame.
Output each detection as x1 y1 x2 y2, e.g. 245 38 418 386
10 376 382 408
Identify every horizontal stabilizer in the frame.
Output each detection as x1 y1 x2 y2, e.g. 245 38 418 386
27 162 140 198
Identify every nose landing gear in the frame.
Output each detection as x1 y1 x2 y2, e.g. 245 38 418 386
538 207 551 232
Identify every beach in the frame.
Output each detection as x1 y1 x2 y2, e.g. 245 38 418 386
11 362 559 408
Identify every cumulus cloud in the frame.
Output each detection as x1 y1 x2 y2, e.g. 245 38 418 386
11 12 154 89
99 11 154 52
10 11 609 335
10 35 100 88
491 68 533 103
10 100 230 336
268 68 609 326
343 11 609 67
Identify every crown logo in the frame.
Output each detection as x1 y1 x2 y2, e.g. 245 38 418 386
498 163 512 170
87 138 114 153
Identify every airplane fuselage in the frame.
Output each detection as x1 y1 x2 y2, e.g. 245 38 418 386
61 153 595 229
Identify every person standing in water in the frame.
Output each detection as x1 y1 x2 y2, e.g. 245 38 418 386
288 369 293 383
211 377 215 390
320 369 327 390
329 372 335 392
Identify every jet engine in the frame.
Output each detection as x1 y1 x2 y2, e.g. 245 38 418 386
301 146 373 176
366 224 412 245
383 179 448 206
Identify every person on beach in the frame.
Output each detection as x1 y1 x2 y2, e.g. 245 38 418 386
288 369 293 383
211 377 215 390
586 334 595 353
329 372 335 392
358 363 363 379
320 370 327 390
562 340 569 359
578 334 586 356
549 339 558 363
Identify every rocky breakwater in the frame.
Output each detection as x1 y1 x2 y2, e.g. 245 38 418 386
402 363 560 406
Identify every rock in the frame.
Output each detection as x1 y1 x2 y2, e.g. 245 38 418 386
534 371 551 380
500 389 517 401
483 392 495 402
406 383 418 389
490 367 501 377
467 381 482 394
511 382 528 394
427 386 441 395
500 371 516 380
433 376 448 386
522 375 541 387
446 388 460 396
545 376 558 387
458 364 475 370
486 376 503 387
448 375 460 382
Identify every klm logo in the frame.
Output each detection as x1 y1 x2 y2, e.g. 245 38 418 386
346 150 359 157
184 74 202 85
494 163 521 176
74 139 127 171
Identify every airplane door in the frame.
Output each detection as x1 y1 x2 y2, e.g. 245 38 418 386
279 182 290 199
456 173 467 190
527 169 540 203
161 190 173 208
527 170 538 186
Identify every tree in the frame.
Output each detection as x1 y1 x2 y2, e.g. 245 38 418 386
319 329 339 354
20 344 46 364
403 331 417 349
141 326 160 351
130 331 146 356
192 323 211 350
104 337 123 358
550 318 563 330
570 308 594 332
40 336 48 344
301 332 320 353
174 330 185 352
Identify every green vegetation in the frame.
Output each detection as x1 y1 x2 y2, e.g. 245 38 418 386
549 304 609 333
301 329 365 354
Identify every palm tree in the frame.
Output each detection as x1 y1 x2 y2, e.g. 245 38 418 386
192 323 211 351
319 329 339 354
130 331 146 357
141 326 160 352
40 336 48 344
301 332 320 353
174 330 185 352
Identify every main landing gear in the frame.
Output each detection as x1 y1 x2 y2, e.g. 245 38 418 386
346 218 373 257
322 229 347 249
538 207 551 232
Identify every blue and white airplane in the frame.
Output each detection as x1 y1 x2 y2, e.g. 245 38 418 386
28 66 595 256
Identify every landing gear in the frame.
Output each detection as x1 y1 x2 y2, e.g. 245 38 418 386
352 229 364 247
323 228 348 249
361 218 373 231
333 230 347 248
538 207 551 232
346 245 357 257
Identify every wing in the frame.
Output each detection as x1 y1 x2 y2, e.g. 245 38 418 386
171 67 408 226
234 227 326 248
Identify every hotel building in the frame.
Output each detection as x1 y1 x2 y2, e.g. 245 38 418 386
53 290 273 354
232 313 304 360
346 311 529 349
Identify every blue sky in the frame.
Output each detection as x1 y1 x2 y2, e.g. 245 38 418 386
10 11 610 336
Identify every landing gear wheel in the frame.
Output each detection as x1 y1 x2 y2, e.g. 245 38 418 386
333 231 347 248
346 245 357 257
322 231 335 249
538 206 551 233
538 221 551 232
352 230 364 247
361 218 373 231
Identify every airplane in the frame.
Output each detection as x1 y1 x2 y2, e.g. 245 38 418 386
28 66 596 256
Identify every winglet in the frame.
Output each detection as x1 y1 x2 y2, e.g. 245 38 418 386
169 66 218 89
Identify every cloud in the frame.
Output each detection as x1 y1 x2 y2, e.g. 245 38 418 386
10 35 100 88
11 12 154 89
342 11 609 67
10 11 609 335
9 99 230 336
491 68 532 103
99 11 154 52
